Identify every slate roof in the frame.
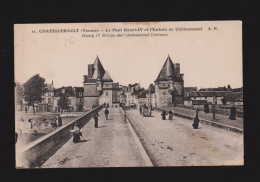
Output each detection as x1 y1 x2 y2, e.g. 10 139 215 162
54 86 75 97
188 91 231 97
102 71 113 82
155 55 183 82
184 87 197 92
155 55 175 82
92 56 105 80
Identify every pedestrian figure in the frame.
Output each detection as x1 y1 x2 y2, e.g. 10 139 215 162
25 107 27 113
161 110 167 120
57 114 62 127
192 112 200 129
139 106 142 115
204 103 209 113
105 108 109 120
148 107 152 117
94 114 99 128
168 110 173 120
229 105 237 120
72 123 82 143
196 107 199 115
124 107 127 121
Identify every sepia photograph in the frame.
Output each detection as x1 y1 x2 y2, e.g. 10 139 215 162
14 21 243 168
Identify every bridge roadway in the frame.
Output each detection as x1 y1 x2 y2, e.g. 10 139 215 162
42 108 152 168
126 109 243 166
42 107 243 167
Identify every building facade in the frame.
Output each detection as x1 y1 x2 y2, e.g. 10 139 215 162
185 91 231 106
83 56 114 110
38 82 55 112
154 55 184 107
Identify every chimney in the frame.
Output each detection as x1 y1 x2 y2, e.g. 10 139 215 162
88 64 94 78
180 74 184 81
174 63 180 78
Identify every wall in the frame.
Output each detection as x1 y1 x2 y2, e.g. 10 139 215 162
16 105 103 168
84 96 99 110
156 88 172 107
173 82 184 104
84 82 98 97
99 90 113 106
176 104 243 118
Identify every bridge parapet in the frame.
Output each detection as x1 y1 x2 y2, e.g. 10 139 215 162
16 105 103 168
153 107 243 133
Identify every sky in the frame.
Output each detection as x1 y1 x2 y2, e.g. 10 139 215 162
14 21 242 90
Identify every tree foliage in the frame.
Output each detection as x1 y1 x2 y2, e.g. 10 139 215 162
57 95 69 113
23 74 46 114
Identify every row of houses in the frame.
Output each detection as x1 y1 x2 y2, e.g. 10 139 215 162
27 54 181 112
25 84 85 112
183 87 243 106
119 83 157 108
17 55 242 112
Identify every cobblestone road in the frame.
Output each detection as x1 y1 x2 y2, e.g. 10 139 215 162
42 108 152 168
127 109 243 166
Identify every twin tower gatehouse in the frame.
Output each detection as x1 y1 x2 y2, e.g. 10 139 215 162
83 55 184 110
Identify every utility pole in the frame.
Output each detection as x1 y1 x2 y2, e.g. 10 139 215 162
212 92 216 120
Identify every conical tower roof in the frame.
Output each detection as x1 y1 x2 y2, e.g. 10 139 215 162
92 56 105 79
102 71 113 82
155 55 175 82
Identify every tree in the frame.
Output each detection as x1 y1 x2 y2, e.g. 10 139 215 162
16 82 24 111
57 95 69 114
23 74 46 115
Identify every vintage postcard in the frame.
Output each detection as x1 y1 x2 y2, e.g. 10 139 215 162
14 21 243 168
